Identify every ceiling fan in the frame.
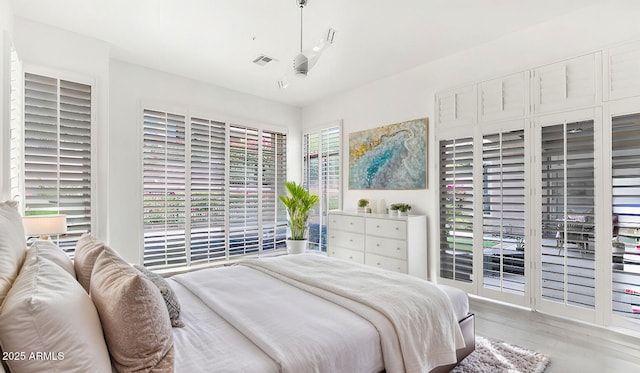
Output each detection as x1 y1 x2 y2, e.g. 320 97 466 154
278 0 336 89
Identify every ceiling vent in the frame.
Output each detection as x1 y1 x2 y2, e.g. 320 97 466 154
253 55 276 66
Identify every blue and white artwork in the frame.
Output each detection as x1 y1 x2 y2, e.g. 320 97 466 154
349 118 427 189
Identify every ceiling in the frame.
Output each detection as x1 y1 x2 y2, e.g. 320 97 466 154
11 0 605 107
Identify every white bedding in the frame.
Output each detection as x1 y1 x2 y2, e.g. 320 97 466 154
170 254 468 373
170 279 279 373
172 265 384 373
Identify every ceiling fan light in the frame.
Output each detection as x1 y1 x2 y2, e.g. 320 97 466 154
294 53 309 75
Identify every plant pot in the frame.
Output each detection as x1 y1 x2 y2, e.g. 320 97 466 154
286 239 308 255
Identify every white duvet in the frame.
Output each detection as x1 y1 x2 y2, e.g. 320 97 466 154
172 254 465 373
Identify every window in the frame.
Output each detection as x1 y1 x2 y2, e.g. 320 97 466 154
13 72 93 254
482 130 526 295
540 120 595 309
611 113 640 319
303 124 341 252
190 117 226 263
439 137 474 282
142 109 287 269
142 110 187 268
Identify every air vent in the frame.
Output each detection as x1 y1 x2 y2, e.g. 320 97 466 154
253 55 277 66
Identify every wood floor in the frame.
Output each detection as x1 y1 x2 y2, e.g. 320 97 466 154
470 297 640 372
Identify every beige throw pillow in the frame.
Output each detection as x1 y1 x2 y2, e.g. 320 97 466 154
0 200 27 306
26 239 76 278
91 247 174 372
0 255 111 373
74 233 106 292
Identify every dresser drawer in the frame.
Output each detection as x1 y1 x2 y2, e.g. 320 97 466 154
328 230 365 251
329 247 365 264
365 253 407 274
366 236 407 260
329 214 365 234
366 218 406 240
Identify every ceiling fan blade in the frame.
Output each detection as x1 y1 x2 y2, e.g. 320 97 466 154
306 28 335 71
278 68 294 89
313 28 336 53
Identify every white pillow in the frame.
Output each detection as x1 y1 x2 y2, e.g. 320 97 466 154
0 255 111 373
26 239 76 278
0 200 27 306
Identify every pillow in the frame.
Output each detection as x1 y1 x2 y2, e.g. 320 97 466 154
26 239 76 278
0 255 111 373
134 265 185 328
91 247 174 372
0 200 27 306
74 233 106 292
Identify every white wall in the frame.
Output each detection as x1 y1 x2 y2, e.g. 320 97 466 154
302 0 640 279
0 0 13 200
109 60 302 263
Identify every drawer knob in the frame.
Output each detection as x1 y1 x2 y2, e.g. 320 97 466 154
350 222 353 225
376 225 380 228
376 243 380 247
396 247 400 251
349 256 353 259
377 262 381 265
395 227 399 230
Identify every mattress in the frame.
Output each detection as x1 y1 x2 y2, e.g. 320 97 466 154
169 256 469 373
438 284 470 321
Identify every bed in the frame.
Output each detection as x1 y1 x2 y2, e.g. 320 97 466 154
0 200 474 373
170 254 475 373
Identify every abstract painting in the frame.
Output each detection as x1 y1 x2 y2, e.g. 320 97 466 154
349 117 427 189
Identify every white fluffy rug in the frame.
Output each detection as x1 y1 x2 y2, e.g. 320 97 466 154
451 336 550 373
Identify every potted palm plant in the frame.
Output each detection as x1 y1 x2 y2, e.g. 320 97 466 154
279 181 319 254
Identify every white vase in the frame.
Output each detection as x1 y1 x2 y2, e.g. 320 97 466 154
286 239 308 255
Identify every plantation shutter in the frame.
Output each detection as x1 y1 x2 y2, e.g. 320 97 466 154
608 41 640 101
142 109 187 269
436 86 476 127
190 117 227 263
10 48 22 208
439 137 474 282
532 54 597 113
479 72 527 122
303 125 341 252
611 113 640 319
482 130 526 295
322 127 341 213
540 120 595 309
261 130 288 251
228 125 260 256
23 72 92 253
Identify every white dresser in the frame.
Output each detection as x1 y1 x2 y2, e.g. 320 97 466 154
327 211 427 279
